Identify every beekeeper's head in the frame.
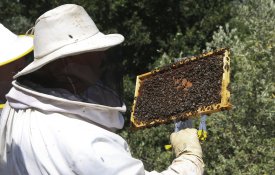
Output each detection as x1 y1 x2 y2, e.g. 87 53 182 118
15 4 125 107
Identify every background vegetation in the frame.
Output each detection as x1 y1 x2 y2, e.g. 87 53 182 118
1 0 274 174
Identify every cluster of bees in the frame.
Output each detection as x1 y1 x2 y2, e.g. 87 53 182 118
133 51 225 125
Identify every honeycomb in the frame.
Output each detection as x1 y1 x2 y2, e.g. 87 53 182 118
131 48 231 128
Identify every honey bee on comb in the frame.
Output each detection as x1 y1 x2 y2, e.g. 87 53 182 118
131 48 232 129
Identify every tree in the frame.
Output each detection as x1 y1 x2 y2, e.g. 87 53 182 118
0 0 32 33
203 0 275 174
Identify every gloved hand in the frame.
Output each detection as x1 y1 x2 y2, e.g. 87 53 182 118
170 128 202 158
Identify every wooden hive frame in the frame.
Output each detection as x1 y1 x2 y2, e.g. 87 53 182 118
131 48 232 128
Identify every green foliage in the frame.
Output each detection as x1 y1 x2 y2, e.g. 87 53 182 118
204 0 275 174
0 0 32 33
122 74 135 126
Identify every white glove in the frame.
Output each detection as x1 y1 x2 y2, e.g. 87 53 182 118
170 128 202 158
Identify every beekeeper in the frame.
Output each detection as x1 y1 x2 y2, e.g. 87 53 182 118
0 4 204 175
0 24 33 114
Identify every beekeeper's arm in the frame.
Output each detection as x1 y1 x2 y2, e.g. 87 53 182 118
146 128 204 175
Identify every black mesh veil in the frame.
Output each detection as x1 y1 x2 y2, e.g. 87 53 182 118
16 48 124 107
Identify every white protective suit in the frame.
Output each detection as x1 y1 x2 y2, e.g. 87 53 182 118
0 81 203 175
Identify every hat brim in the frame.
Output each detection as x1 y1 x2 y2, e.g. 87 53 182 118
14 32 124 78
0 35 33 67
